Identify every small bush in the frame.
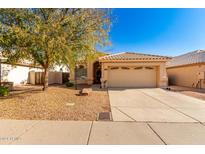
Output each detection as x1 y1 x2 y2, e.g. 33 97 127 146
65 82 74 87
0 86 9 96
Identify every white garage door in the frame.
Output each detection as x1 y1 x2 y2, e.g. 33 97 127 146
108 66 157 88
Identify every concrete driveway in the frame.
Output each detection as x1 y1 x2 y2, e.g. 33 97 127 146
109 88 205 122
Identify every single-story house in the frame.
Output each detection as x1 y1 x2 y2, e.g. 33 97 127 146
1 63 42 85
1 52 171 88
166 49 205 89
70 52 171 88
0 57 69 85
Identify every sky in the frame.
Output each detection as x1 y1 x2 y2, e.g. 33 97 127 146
103 8 205 56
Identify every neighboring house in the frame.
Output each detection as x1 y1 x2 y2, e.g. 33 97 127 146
1 63 42 85
0 59 69 85
70 52 171 88
166 49 205 89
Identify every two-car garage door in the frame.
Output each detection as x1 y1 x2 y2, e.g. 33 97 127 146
108 66 157 88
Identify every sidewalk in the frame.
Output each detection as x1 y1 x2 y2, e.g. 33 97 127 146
1 120 205 145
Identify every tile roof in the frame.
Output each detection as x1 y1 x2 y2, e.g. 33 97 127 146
166 50 205 68
99 52 170 61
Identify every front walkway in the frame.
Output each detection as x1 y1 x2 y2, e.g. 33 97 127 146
1 120 205 145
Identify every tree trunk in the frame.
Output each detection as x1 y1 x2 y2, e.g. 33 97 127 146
74 65 77 90
0 59 1 86
43 67 49 91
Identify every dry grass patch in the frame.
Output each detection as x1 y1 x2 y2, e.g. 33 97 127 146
0 85 110 121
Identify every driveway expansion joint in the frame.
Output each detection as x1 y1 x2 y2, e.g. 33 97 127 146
86 121 93 145
114 106 136 121
147 123 167 145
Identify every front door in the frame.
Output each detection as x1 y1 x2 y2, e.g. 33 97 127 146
93 61 101 84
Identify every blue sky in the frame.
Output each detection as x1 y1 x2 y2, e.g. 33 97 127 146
103 8 205 56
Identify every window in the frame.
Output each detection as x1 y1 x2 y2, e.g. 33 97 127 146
76 65 87 79
110 67 119 70
121 67 130 70
145 67 154 70
134 66 143 70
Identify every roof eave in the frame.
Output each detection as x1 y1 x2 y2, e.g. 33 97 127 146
166 62 205 69
99 59 170 63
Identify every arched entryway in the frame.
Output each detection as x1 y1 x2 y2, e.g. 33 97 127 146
93 61 101 84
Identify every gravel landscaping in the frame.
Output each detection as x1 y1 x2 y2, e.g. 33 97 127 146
169 85 205 101
0 85 111 121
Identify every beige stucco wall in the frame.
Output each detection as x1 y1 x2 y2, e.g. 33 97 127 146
167 64 205 88
29 71 36 84
100 62 168 88
69 60 168 88
29 71 63 85
48 72 62 84
69 61 94 85
87 61 94 85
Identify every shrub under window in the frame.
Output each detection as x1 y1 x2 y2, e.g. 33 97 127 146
65 82 74 87
0 86 9 96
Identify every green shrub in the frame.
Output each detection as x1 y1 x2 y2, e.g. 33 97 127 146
0 86 9 96
65 82 74 87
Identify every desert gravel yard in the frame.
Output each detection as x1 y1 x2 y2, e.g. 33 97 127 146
0 85 110 121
